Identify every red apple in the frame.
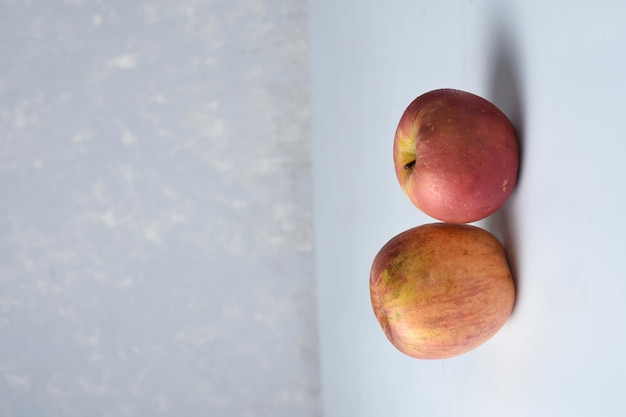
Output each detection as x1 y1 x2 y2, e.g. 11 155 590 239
393 89 520 223
370 223 515 359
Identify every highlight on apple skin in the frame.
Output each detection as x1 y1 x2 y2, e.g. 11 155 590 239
393 88 520 224
369 223 515 359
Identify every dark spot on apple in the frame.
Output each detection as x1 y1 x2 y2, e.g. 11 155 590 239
404 160 416 170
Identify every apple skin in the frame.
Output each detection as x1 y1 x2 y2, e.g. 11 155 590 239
369 223 515 359
394 89 520 223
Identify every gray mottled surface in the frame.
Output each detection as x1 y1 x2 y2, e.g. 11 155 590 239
0 1 319 415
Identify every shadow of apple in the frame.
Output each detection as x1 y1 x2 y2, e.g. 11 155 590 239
485 11 525 315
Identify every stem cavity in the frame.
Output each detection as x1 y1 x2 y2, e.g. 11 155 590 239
404 160 416 170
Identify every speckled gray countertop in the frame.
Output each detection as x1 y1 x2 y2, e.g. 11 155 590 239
0 1 319 415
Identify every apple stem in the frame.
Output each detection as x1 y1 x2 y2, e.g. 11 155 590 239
404 160 416 170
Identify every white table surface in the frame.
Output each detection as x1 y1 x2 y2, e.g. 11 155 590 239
308 0 626 416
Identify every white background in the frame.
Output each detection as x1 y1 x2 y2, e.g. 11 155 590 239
309 0 626 416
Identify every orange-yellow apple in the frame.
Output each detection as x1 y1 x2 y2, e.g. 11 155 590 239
369 223 515 359
393 89 519 223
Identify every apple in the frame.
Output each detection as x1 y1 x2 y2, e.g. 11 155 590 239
393 88 520 223
369 223 515 359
